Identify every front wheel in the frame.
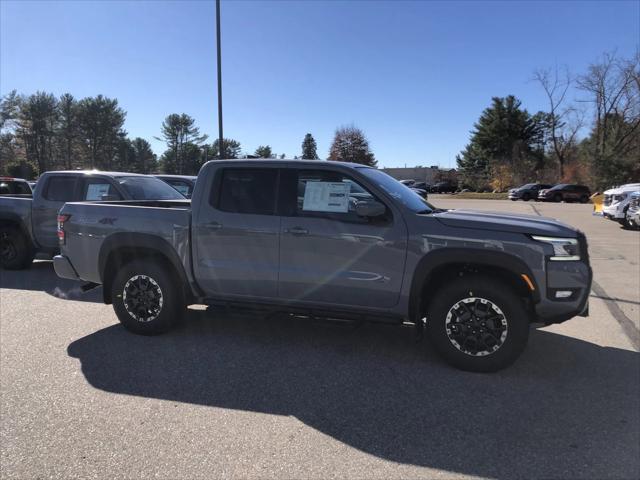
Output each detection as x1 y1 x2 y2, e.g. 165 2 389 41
426 276 530 372
554 194 563 202
111 261 185 335
522 193 531 201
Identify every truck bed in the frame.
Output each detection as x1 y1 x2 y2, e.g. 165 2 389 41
59 200 192 284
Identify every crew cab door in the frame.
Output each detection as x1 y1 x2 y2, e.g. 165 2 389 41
192 167 281 299
277 168 407 309
32 175 79 250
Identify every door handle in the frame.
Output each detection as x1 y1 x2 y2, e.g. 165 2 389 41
204 221 223 230
285 227 308 236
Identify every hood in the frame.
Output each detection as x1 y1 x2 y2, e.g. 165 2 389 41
432 209 577 236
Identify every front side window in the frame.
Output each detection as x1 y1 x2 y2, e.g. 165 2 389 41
116 176 185 200
281 169 389 224
83 180 121 201
217 168 278 215
167 181 191 197
44 176 77 201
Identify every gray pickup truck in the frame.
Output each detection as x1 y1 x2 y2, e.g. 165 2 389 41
0 170 185 269
54 160 591 372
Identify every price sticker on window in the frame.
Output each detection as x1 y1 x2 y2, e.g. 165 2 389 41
302 181 350 213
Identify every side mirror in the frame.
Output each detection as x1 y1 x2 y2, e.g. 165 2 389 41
355 200 386 218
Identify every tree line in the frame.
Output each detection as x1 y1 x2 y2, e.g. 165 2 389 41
457 51 639 190
0 90 378 178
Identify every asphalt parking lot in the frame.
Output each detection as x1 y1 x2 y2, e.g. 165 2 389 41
1 199 639 479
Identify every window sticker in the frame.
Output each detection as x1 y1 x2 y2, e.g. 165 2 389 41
302 181 350 213
86 183 111 200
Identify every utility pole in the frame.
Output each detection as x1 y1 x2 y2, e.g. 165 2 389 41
216 0 224 159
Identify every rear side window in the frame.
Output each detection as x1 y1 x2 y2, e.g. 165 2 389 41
44 176 77 201
217 168 278 215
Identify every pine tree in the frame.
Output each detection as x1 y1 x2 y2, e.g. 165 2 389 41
301 133 318 159
254 145 273 158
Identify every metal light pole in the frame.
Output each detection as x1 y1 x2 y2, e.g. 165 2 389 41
216 0 224 159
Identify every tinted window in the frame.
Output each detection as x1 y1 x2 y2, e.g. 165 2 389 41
217 168 278 215
82 179 122 201
116 176 185 200
44 176 77 201
0 181 30 194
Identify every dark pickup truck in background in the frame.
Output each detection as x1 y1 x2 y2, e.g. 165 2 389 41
54 160 591 372
0 170 185 269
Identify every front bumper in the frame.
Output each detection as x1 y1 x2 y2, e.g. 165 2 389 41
53 254 79 280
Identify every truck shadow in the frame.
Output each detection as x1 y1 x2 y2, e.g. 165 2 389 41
67 310 639 479
0 260 102 303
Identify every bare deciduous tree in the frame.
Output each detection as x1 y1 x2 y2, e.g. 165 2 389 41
533 67 584 178
577 51 640 163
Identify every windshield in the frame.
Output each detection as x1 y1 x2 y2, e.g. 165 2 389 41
359 168 435 213
117 176 186 200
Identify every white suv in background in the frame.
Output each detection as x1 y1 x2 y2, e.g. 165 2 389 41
602 183 640 228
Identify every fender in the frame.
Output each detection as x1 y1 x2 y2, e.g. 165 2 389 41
408 247 541 321
98 232 198 301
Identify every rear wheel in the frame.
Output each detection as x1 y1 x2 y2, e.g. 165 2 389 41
0 226 34 270
579 195 589 203
426 275 530 372
111 261 185 335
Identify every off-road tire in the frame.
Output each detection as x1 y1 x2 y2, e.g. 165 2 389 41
426 275 530 372
111 260 185 335
0 226 34 270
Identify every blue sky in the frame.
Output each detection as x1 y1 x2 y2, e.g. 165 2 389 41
1 0 638 168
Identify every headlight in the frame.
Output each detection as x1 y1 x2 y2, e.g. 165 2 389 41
532 236 580 261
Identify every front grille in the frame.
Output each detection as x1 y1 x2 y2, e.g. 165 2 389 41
603 195 612 206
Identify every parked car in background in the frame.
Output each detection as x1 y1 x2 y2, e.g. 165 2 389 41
625 191 640 230
508 183 553 202
409 187 428 199
0 170 186 269
155 175 197 198
538 184 591 203
602 183 640 228
430 181 457 193
399 179 415 186
0 177 32 196
55 159 591 372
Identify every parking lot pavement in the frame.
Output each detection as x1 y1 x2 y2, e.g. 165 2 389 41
1 200 639 479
